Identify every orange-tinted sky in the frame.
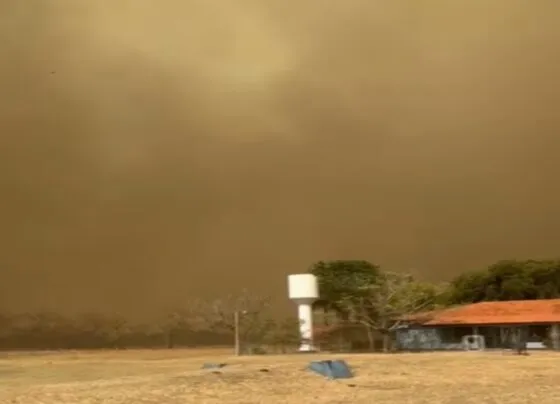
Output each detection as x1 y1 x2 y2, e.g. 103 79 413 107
1 1 560 317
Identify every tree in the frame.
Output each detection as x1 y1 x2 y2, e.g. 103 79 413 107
524 260 560 299
310 260 381 321
445 270 490 305
158 302 206 348
94 313 131 349
200 289 273 354
340 271 442 351
261 317 301 353
484 260 536 301
447 259 560 304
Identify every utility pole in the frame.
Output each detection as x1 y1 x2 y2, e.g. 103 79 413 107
234 310 241 356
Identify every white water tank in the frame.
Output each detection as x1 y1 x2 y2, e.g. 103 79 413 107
287 274 319 352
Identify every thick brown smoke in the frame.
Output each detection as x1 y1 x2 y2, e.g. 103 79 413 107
1 1 560 317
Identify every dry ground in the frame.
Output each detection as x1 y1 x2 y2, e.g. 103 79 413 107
0 349 559 404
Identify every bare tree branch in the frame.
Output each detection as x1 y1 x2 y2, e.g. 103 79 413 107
338 271 443 350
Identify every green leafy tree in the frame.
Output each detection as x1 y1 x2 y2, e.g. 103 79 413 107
525 260 560 298
446 270 490 304
447 259 560 304
310 260 381 321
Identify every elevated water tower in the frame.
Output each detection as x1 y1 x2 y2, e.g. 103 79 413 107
288 273 319 352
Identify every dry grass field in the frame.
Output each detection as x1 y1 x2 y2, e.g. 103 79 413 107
0 349 559 404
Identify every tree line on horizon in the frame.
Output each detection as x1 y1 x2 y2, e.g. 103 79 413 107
1 258 559 351
0 291 300 352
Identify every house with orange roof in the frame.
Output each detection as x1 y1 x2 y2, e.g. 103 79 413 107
395 299 560 351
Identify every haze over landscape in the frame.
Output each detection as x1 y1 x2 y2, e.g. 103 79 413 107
1 1 560 317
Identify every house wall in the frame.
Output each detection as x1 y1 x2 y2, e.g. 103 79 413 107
396 324 556 351
395 327 464 351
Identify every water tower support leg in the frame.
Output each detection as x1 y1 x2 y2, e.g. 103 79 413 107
298 303 314 352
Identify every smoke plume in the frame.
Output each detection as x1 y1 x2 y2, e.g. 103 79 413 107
1 1 560 316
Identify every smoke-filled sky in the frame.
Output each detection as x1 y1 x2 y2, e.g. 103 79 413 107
1 1 560 317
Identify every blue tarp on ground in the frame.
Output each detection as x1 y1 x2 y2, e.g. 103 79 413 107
308 360 353 379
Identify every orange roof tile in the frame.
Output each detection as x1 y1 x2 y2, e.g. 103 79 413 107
421 299 560 326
